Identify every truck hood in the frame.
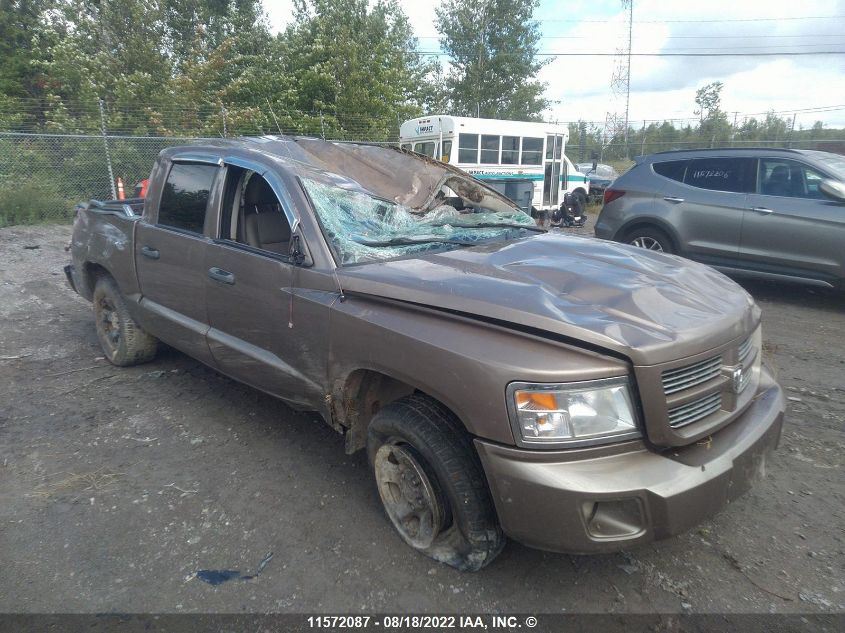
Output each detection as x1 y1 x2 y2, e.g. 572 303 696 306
337 233 759 366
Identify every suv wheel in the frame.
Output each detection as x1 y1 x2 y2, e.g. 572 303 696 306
367 394 505 571
93 275 158 366
624 227 674 254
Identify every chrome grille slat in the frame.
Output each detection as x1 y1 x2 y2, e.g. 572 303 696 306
661 356 722 394
738 336 754 363
668 393 722 428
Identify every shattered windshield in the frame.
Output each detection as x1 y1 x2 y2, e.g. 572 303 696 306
301 177 539 265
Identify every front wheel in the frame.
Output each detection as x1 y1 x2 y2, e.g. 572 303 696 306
624 227 675 254
367 395 505 571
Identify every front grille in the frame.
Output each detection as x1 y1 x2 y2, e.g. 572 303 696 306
738 336 754 363
661 355 722 395
668 392 722 428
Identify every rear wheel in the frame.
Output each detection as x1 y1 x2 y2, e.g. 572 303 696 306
367 394 505 571
93 275 158 366
624 226 675 254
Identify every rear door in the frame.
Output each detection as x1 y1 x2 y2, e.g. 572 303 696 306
655 156 754 264
740 157 845 283
134 160 219 364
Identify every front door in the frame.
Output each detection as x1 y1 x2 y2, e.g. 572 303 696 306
203 167 328 407
740 157 845 283
543 135 564 208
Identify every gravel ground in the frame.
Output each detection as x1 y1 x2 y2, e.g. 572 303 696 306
0 222 843 615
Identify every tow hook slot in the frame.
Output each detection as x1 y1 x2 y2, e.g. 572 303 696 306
581 498 645 539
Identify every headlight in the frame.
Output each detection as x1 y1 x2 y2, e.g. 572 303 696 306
507 377 640 448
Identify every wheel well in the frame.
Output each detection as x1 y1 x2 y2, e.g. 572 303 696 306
81 262 112 299
617 221 679 252
333 369 427 454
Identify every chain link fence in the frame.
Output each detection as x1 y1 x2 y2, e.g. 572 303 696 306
2 129 844 227
0 133 218 227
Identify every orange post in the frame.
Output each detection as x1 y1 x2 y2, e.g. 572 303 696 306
116 177 125 200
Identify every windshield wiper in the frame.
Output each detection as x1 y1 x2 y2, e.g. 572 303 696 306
352 236 478 248
428 221 547 233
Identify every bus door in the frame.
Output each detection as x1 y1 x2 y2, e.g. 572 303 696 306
543 135 565 207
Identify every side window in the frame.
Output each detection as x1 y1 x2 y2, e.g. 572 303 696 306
220 168 292 257
441 140 452 162
684 158 755 193
158 162 217 233
653 160 688 183
502 136 519 164
480 135 500 164
521 137 543 165
414 141 436 158
760 158 826 199
458 133 479 164
400 143 412 151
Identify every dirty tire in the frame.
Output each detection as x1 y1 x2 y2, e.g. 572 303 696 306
92 275 158 367
624 226 675 254
367 394 505 572
573 189 587 209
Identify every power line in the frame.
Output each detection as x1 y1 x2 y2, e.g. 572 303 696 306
537 15 844 24
415 33 845 40
410 50 845 57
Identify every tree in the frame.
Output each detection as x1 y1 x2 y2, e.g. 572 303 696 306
436 0 549 120
278 0 435 140
693 81 730 146
694 81 723 122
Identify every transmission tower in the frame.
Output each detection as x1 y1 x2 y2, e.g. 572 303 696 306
604 0 633 158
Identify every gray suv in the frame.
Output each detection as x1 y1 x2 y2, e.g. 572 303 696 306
595 148 845 288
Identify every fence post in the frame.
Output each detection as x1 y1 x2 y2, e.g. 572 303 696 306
98 98 117 200
221 106 228 138
578 122 586 161
320 111 325 141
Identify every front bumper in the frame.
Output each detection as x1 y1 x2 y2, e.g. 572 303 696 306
476 369 784 553
63 264 79 294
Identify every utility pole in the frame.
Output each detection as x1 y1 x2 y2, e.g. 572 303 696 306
623 0 633 156
787 112 797 148
606 0 633 159
98 98 117 200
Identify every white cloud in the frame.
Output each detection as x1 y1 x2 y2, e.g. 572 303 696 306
262 0 845 127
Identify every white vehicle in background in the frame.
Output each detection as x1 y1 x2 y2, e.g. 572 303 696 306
399 116 589 216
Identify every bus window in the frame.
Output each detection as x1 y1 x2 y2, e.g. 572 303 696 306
414 141 436 158
480 135 500 164
502 136 519 164
458 134 479 163
521 137 542 165
442 140 452 162
546 135 563 160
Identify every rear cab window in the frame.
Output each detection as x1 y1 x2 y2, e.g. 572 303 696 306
158 162 218 233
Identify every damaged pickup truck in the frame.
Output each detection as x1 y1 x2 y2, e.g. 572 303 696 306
66 137 785 571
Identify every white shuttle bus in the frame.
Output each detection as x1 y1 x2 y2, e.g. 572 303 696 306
398 115 589 213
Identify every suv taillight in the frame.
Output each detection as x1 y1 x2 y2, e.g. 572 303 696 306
603 189 625 205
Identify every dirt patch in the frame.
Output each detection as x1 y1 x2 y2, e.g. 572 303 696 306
0 223 843 614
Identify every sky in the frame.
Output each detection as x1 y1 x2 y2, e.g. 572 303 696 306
263 0 845 129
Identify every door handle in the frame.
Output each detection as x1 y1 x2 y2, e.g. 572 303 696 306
751 206 773 214
141 245 160 259
663 196 685 203
208 267 235 285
